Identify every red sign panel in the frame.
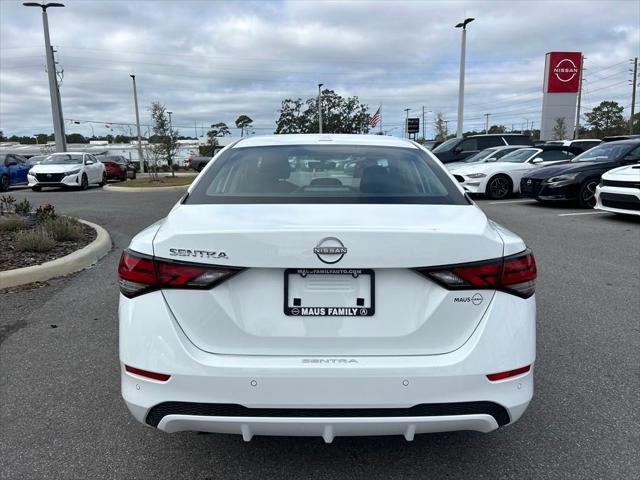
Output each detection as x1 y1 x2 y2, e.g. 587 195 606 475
546 52 582 93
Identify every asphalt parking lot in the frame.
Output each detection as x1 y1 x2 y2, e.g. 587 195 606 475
1 186 638 480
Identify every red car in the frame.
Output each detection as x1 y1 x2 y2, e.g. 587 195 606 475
100 155 137 181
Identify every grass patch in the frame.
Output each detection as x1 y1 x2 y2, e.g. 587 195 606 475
15 228 55 252
119 176 194 188
42 216 83 241
0 215 26 232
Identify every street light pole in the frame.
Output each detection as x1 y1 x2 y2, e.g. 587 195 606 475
318 84 324 134
404 108 410 138
484 113 490 134
455 17 474 139
129 74 145 172
24 2 67 152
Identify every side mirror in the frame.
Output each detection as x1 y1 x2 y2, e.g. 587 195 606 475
453 147 462 154
622 155 639 165
85 160 94 165
486 157 497 162
531 158 543 164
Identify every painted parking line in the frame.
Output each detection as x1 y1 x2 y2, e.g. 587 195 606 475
488 199 536 204
557 211 607 217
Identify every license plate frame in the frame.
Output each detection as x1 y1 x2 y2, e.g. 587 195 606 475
283 268 375 317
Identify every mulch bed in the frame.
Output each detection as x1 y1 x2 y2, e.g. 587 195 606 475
0 221 96 272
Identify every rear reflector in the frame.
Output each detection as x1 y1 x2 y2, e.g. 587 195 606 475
487 365 531 381
118 250 243 298
125 365 171 382
415 249 537 299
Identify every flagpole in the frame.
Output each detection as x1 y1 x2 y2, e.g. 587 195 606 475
379 105 383 134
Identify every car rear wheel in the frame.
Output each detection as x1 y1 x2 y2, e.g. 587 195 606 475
0 174 9 192
99 172 107 187
578 179 598 208
31 185 41 192
486 175 512 200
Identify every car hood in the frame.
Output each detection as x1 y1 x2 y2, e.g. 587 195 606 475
30 164 82 173
455 161 522 176
524 161 613 179
602 164 640 181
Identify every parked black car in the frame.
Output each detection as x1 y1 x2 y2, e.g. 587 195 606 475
520 139 640 207
187 155 213 172
432 134 533 163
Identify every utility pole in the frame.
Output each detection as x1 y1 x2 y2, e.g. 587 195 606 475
24 2 67 152
422 106 426 141
404 108 410 139
318 83 324 134
194 120 198 139
129 74 145 172
574 54 585 139
630 57 638 134
484 113 490 134
455 17 474 138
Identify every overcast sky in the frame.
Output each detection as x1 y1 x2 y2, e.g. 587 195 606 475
1 0 638 139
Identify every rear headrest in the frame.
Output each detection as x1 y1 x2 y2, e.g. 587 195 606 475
360 165 406 194
257 154 290 180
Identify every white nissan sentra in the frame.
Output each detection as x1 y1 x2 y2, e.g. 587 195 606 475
118 134 537 442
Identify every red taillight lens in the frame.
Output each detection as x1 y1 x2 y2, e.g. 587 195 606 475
487 365 531 381
125 365 171 382
416 249 537 299
118 250 242 298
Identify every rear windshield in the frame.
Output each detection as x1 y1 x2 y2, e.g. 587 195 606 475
571 142 634 162
186 145 468 205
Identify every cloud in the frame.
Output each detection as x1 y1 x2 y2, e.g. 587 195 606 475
0 0 638 138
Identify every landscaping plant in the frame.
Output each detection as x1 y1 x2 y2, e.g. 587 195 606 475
15 228 56 253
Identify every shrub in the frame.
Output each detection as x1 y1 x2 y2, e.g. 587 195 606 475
42 216 83 241
0 215 25 232
14 198 32 216
0 195 16 215
15 228 55 252
35 204 56 222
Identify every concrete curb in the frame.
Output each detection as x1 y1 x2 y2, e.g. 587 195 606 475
0 219 112 290
103 183 190 192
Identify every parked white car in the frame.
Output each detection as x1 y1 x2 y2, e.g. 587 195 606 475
118 134 537 442
28 152 106 191
453 147 576 199
446 145 530 172
594 164 640 216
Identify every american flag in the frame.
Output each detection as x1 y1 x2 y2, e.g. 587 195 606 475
369 107 381 127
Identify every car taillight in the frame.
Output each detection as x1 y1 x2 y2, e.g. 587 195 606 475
415 249 537 299
118 250 243 298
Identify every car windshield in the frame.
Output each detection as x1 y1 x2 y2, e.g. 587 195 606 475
187 145 468 205
432 138 459 153
571 143 632 162
29 156 46 162
40 154 83 165
463 149 497 163
499 149 537 163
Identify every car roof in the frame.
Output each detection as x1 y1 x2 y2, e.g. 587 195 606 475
232 134 418 149
49 151 86 155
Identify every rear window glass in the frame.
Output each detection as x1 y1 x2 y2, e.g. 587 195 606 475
186 145 468 205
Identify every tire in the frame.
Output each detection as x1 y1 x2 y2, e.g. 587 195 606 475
99 172 107 187
31 185 42 192
130 171 136 180
80 174 89 190
577 179 598 208
197 163 205 172
485 174 513 200
0 174 9 192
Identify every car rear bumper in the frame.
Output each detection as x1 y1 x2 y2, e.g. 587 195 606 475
120 290 535 441
595 185 640 215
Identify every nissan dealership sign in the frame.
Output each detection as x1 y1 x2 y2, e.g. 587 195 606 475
547 52 582 93
540 51 582 140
